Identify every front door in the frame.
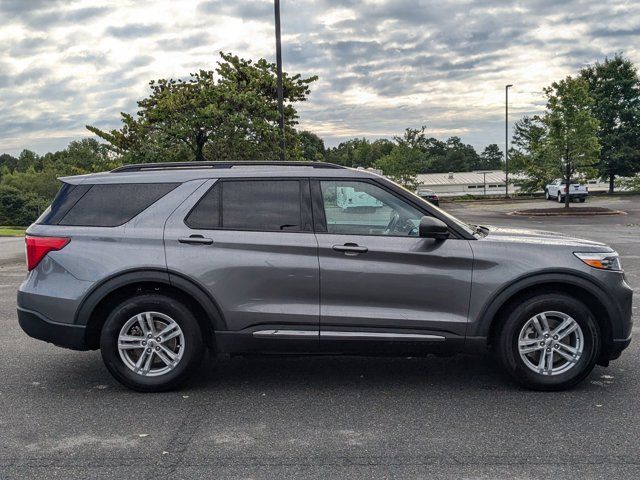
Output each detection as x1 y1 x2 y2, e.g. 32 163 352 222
164 178 319 352
312 179 473 351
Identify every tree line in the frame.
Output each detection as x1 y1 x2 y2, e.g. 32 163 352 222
2 52 640 224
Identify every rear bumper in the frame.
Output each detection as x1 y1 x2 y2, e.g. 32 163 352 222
17 307 88 351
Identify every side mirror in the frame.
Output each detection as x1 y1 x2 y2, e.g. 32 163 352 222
419 216 449 239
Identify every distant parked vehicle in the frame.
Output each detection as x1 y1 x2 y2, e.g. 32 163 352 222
337 185 383 211
416 188 440 206
545 179 588 203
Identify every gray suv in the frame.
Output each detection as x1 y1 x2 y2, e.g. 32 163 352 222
17 162 633 392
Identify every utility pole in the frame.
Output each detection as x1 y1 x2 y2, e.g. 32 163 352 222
274 0 286 161
505 84 513 198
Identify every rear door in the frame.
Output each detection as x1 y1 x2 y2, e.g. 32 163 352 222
164 178 319 351
312 178 473 351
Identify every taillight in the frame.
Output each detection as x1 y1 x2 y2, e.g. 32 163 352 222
25 235 70 271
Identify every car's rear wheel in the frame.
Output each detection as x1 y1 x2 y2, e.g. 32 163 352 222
496 293 600 390
579 198 586 203
100 294 204 392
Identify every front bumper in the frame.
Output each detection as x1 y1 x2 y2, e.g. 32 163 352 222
608 335 632 361
17 307 88 351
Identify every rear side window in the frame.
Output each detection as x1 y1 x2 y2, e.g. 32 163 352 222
186 180 309 232
50 183 178 227
37 183 91 225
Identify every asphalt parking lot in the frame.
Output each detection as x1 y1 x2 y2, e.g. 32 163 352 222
1 196 638 479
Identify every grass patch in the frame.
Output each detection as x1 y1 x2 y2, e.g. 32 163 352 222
0 227 26 237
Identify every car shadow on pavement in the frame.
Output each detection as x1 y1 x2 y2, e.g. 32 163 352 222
42 350 609 394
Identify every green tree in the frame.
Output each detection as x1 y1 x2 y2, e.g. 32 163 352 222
581 54 640 192
374 128 430 189
543 76 600 207
325 138 376 167
298 131 325 161
478 144 504 170
56 138 115 172
87 52 317 163
370 139 395 162
16 149 41 172
375 145 421 190
509 115 549 192
426 136 479 173
0 154 18 173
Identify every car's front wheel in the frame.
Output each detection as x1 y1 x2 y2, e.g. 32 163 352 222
100 294 204 392
557 192 563 203
545 189 550 200
496 293 600 390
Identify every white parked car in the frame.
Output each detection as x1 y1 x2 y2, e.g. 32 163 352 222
545 179 588 203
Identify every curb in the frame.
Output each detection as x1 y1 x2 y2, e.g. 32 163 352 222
509 210 626 217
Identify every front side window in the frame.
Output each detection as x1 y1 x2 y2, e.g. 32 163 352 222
319 180 424 236
186 179 307 232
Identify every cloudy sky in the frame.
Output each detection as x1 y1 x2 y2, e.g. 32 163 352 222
1 0 639 156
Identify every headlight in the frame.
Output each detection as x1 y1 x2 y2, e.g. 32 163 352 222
574 252 622 272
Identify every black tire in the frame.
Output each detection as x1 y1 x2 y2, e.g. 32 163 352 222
100 294 204 392
496 293 600 391
579 198 586 203
557 193 562 203
544 189 549 200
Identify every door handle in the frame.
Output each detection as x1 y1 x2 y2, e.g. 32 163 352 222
332 243 368 255
178 235 213 245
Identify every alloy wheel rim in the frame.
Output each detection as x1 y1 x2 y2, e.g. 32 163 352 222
518 311 584 376
117 311 185 377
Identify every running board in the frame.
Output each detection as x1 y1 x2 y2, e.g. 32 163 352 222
252 330 445 342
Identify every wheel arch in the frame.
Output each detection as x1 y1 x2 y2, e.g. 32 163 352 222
478 273 617 363
77 269 226 350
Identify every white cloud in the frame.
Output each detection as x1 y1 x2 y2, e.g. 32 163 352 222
0 0 639 155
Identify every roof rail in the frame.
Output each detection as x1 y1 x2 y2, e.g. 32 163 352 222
110 161 345 173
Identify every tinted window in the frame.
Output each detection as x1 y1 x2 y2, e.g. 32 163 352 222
319 180 424 236
185 183 220 229
58 183 178 227
223 180 302 231
37 183 91 225
186 180 305 232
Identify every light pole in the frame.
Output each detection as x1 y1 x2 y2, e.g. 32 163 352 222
505 84 513 198
274 0 286 161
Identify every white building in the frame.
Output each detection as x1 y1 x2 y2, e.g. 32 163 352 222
414 171 616 197
416 170 520 197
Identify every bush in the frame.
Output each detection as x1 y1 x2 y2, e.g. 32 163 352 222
0 185 47 226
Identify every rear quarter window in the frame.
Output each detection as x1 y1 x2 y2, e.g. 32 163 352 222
42 183 179 227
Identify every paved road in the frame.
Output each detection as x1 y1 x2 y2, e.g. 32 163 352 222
0 237 24 266
0 197 638 479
